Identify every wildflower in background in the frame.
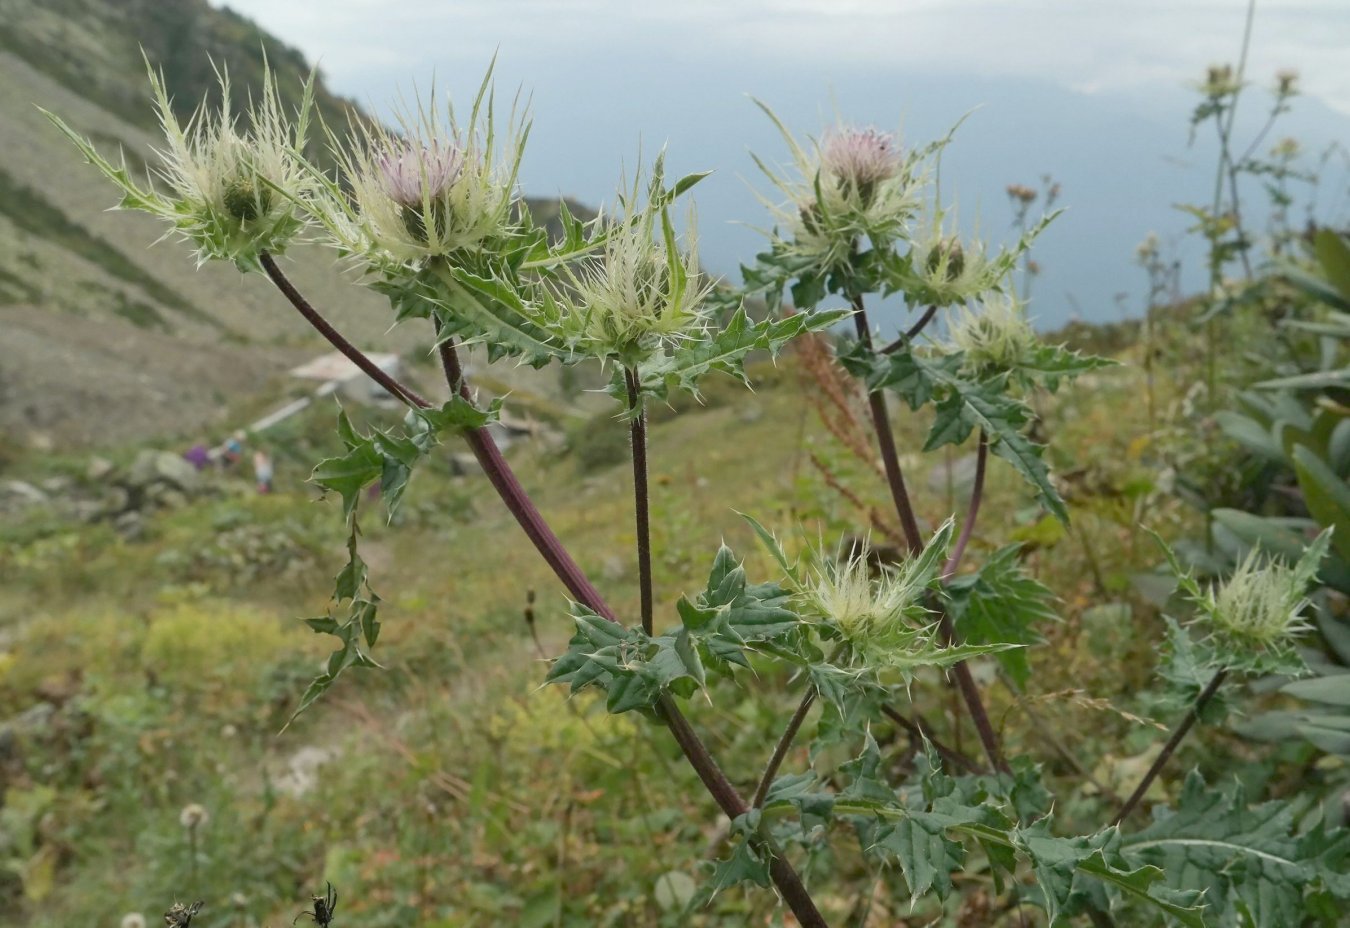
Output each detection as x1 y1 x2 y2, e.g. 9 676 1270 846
1005 183 1038 206
121 914 147 928
1135 232 1160 264
1271 137 1300 161
312 84 526 273
1275 68 1299 97
179 802 209 830
43 60 314 272
948 294 1039 375
752 104 925 270
535 158 713 363
1201 63 1241 98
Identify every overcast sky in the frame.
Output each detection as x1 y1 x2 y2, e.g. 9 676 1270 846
210 0 1350 329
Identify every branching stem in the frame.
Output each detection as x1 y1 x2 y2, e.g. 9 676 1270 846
259 258 828 927
880 304 939 354
850 294 1007 774
851 295 923 555
1112 669 1227 826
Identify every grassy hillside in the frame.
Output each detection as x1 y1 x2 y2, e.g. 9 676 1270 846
0 311 1250 925
0 0 596 452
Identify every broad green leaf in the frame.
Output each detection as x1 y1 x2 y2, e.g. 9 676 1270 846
1122 770 1350 927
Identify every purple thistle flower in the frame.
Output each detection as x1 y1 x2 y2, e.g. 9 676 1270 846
820 127 902 191
376 139 465 207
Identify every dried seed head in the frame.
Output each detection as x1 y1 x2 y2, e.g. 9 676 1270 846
179 803 209 830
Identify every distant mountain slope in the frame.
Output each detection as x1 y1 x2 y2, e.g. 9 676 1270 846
0 0 595 451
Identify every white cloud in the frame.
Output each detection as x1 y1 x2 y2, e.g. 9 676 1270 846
214 0 1350 114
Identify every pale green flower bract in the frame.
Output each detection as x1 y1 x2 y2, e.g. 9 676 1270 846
43 56 315 272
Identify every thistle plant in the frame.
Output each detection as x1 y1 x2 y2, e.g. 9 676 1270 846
43 60 314 272
48 57 1350 928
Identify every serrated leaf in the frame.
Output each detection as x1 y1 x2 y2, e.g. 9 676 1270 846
863 345 1068 522
1122 770 1350 927
634 306 850 400
738 511 800 585
946 545 1058 688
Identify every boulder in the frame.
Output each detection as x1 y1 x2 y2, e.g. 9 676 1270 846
1 480 48 505
127 450 200 493
85 457 115 481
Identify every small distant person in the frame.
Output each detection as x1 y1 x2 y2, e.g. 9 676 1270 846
252 448 274 494
183 440 210 471
222 430 245 469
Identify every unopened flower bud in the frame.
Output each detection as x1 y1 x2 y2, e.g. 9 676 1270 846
222 175 271 222
925 236 965 282
949 294 1038 373
1275 68 1299 96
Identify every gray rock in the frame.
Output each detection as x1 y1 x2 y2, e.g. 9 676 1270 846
101 485 131 515
85 456 116 481
39 476 73 494
114 510 145 540
158 489 189 509
1 480 48 504
128 450 200 492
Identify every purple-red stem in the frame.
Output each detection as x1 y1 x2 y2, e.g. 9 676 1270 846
624 368 655 635
881 304 939 355
753 688 816 808
879 705 983 775
260 253 429 408
942 431 988 580
851 295 1007 774
1111 669 1227 826
851 297 924 555
260 255 827 927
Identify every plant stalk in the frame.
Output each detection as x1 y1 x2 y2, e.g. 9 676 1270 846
851 296 923 554
753 688 817 808
625 367 655 635
880 304 939 354
942 430 988 579
259 253 428 408
851 295 1008 774
879 705 983 775
1111 669 1227 826
264 258 830 926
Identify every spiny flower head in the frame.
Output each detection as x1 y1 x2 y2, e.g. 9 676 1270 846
44 59 314 272
375 139 464 209
752 102 926 270
906 211 1013 307
800 521 955 670
314 75 526 273
1200 545 1320 650
820 127 904 202
537 157 712 362
948 294 1039 374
